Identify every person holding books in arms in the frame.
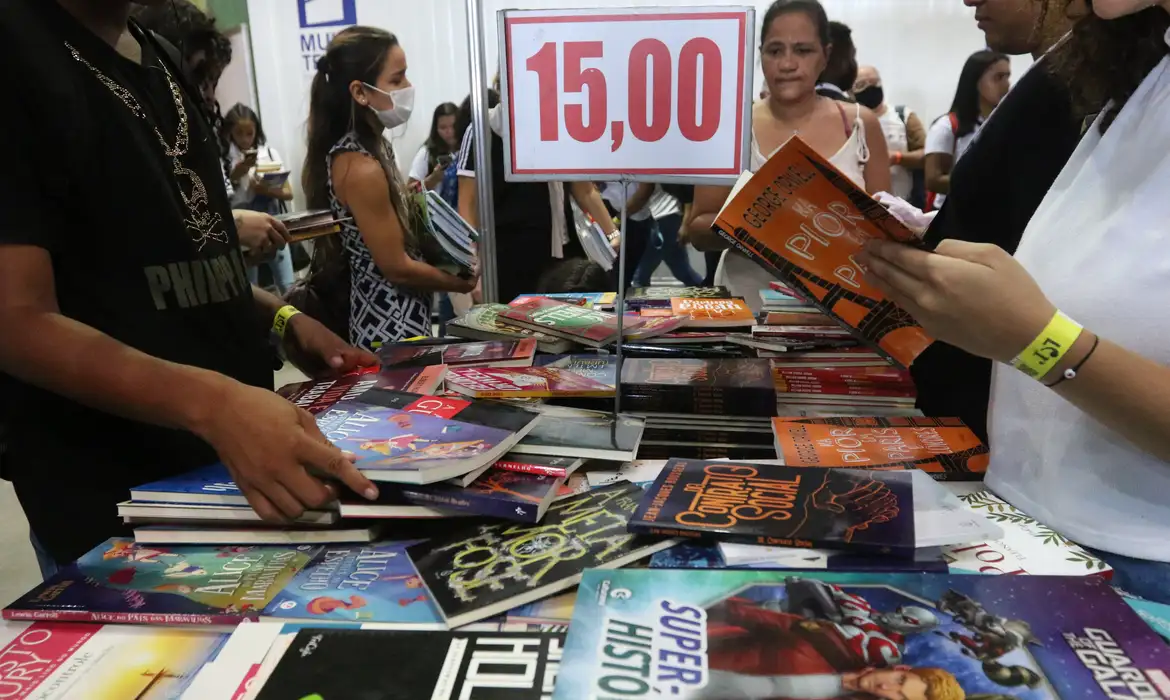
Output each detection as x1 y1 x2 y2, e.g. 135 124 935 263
222 103 296 294
923 50 1012 211
860 0 1170 603
0 0 383 576
409 102 460 202
686 0 891 312
303 27 477 350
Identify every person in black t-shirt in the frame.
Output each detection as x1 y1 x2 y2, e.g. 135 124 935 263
906 0 1079 442
0 0 382 570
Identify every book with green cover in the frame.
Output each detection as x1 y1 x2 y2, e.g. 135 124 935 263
447 304 575 354
501 297 645 348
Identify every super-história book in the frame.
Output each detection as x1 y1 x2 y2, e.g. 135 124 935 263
406 482 675 628
3 538 315 625
630 459 916 556
773 416 989 481
713 135 932 367
262 541 444 629
255 629 564 700
554 569 1170 700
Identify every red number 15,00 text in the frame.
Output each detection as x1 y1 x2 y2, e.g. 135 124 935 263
525 39 723 152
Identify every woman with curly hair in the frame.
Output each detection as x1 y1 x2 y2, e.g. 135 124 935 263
860 0 1170 599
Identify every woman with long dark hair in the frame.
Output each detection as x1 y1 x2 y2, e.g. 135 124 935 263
408 102 459 200
302 27 476 349
924 50 1011 209
861 0 1170 599
686 0 891 311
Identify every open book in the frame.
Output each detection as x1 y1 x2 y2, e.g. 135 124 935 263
714 136 931 367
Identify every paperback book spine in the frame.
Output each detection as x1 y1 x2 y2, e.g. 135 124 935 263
1 608 248 626
494 461 570 477
396 486 539 523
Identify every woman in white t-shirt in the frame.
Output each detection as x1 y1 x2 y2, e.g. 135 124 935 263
686 0 891 312
861 0 1170 601
223 103 295 293
924 50 1011 210
408 102 459 201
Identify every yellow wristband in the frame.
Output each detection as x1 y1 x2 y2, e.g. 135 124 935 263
272 305 302 339
1010 311 1084 380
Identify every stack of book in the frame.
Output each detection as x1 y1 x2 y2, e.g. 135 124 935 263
418 190 478 277
501 297 646 348
447 303 577 353
276 209 350 242
512 291 617 311
445 355 618 400
376 338 537 369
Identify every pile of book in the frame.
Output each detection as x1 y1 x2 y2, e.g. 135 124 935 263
418 189 479 277
275 209 350 242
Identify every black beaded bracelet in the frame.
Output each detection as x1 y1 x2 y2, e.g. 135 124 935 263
1045 334 1101 388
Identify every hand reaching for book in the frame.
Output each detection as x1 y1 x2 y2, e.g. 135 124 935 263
193 383 379 521
858 239 1056 364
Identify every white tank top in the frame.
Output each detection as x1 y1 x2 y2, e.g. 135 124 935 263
986 52 1170 562
715 102 870 312
878 107 912 200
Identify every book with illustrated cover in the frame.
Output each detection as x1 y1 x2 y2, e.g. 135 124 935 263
630 458 916 556
0 621 228 699
376 339 537 370
447 304 576 354
407 482 675 628
317 400 527 484
501 297 645 348
555 569 1170 700
627 285 731 309
946 490 1113 577
671 297 756 328
621 358 779 418
714 135 932 367
254 629 564 700
278 364 447 415
131 463 246 506
445 356 617 399
261 541 444 629
395 468 566 523
495 453 584 478
512 292 617 310
511 405 646 461
3 539 315 625
773 416 990 481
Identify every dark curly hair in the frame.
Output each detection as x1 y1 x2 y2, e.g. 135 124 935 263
132 0 232 83
1046 0 1170 133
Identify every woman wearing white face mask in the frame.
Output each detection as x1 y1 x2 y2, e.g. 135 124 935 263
302 27 477 349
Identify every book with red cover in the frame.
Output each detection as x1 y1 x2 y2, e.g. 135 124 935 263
670 297 756 328
771 416 989 481
445 356 617 398
376 339 536 369
494 453 584 478
714 135 931 367
629 459 916 555
278 365 447 415
500 297 644 348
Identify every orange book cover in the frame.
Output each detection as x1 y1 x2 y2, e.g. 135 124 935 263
670 297 756 328
771 416 989 481
713 135 931 367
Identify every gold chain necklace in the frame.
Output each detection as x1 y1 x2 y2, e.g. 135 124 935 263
64 40 226 250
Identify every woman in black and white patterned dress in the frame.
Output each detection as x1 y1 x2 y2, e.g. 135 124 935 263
302 27 476 350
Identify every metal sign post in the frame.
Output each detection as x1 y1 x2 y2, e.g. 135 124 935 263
465 0 499 303
614 181 629 415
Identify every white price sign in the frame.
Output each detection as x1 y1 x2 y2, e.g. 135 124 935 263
499 7 754 183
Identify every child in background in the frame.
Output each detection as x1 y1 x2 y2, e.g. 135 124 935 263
222 103 296 293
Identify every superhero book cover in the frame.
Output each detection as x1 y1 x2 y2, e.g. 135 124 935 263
3 538 316 625
630 459 916 556
772 417 990 481
261 541 444 628
555 569 1170 700
713 135 932 367
406 482 675 628
255 629 564 700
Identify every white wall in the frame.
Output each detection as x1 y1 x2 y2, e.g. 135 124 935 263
247 0 1029 208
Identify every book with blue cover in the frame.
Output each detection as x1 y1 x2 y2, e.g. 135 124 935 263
316 400 527 484
395 468 565 523
261 541 444 629
2 538 317 625
130 463 245 506
555 569 1170 700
